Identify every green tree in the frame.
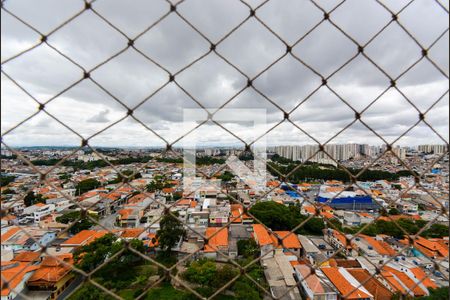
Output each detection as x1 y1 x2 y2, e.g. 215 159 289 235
68 284 110 300
388 208 400 215
219 171 234 182
249 201 324 235
75 178 101 196
419 287 449 300
1 188 16 194
23 192 46 207
0 175 16 187
156 211 185 254
56 211 97 234
58 173 72 181
74 234 144 273
146 180 164 192
108 170 142 184
249 201 296 230
422 224 449 238
182 259 239 290
237 239 259 258
233 281 260 300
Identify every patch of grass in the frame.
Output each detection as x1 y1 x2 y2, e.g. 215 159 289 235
145 283 189 300
117 289 134 300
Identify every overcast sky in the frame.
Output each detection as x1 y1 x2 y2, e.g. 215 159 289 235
1 0 449 148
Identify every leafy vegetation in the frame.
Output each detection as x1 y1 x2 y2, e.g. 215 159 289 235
108 169 142 184
182 259 238 289
156 156 226 165
219 171 234 182
56 211 97 234
388 207 400 215
237 239 259 258
23 191 46 207
1 188 16 194
156 211 186 254
0 154 17 159
419 287 449 300
31 156 153 171
145 283 190 300
249 201 325 235
358 219 449 239
68 283 112 300
268 157 412 182
75 178 101 196
0 175 16 187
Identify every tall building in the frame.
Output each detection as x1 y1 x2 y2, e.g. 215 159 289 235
417 144 446 154
269 144 381 162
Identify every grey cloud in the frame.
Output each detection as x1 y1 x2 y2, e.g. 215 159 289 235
87 109 110 123
1 0 448 147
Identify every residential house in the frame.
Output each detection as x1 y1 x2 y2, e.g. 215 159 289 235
27 254 74 300
347 269 393 300
321 267 374 300
60 230 108 248
1 226 56 252
1 261 39 300
273 231 302 257
203 227 229 261
294 264 338 300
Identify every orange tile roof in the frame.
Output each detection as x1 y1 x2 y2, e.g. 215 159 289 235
204 227 228 252
303 205 316 214
289 261 300 267
320 211 334 219
145 233 158 247
118 208 134 219
358 212 371 218
383 266 427 297
80 190 100 199
321 267 372 299
231 209 243 223
176 199 191 206
1 262 39 296
252 224 275 246
332 230 356 250
230 204 244 223
128 193 147 204
325 180 343 185
105 192 121 201
162 187 175 193
274 231 302 249
415 236 449 257
34 203 46 207
1 226 21 243
409 267 437 289
120 228 144 238
326 186 344 193
322 205 333 212
36 187 50 194
12 251 41 262
295 265 327 294
348 269 393 300
266 181 280 187
1 215 17 221
381 271 406 294
61 230 108 246
360 235 396 256
116 186 133 193
27 254 73 285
